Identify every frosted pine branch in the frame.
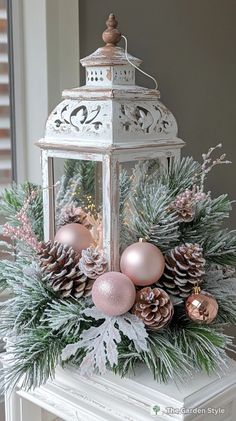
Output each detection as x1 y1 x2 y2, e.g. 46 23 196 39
124 182 179 252
200 144 231 191
55 174 83 224
180 195 232 244
203 229 236 265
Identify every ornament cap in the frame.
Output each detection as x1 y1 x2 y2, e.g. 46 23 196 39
193 285 201 294
139 238 146 243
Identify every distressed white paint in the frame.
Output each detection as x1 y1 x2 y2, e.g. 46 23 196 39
4 361 236 421
85 65 135 86
39 140 184 254
46 99 112 143
4 387 21 421
80 45 142 66
38 32 185 271
102 155 120 270
45 97 178 147
41 150 55 241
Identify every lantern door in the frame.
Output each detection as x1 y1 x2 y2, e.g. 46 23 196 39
41 144 182 271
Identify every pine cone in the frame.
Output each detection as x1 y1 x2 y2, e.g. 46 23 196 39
170 189 195 222
38 241 93 298
160 243 206 297
194 191 208 201
58 204 91 229
132 287 174 331
79 246 107 279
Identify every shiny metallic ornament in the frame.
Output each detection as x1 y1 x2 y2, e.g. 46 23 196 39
55 223 93 254
120 239 165 286
185 287 218 324
92 271 136 316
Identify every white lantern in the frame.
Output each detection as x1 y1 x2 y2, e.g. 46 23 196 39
37 13 184 270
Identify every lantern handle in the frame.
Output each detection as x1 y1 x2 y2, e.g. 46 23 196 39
121 35 158 90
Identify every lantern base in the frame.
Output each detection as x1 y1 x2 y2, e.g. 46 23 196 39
7 360 236 421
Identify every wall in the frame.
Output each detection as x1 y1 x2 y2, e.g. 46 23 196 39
79 0 236 225
79 0 236 349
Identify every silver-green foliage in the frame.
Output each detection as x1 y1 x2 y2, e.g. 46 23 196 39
61 307 148 376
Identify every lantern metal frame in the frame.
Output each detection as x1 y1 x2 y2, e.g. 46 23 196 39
38 142 183 271
36 14 185 271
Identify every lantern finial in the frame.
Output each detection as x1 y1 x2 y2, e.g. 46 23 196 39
102 13 121 46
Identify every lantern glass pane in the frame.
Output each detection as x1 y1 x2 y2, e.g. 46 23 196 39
119 157 167 252
53 157 103 237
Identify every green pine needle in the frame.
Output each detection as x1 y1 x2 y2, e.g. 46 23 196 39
1 329 64 393
124 182 179 252
0 151 236 391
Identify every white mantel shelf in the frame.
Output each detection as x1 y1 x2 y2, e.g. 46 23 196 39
5 360 236 421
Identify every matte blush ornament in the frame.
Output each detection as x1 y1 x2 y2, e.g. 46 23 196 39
92 271 136 316
120 239 165 286
55 223 93 254
185 287 218 324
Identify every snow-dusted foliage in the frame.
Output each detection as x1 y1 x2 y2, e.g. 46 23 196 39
62 307 148 375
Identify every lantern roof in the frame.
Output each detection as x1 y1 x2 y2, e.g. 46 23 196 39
80 46 141 68
39 13 184 152
80 13 142 68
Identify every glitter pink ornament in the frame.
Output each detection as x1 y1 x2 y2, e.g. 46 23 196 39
92 272 136 316
120 239 165 286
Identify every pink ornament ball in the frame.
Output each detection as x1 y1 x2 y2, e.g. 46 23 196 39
92 272 136 316
55 223 93 254
120 241 165 286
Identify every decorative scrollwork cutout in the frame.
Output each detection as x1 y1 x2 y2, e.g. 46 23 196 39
46 100 104 135
119 102 177 137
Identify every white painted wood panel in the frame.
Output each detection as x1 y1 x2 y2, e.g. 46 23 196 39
6 361 236 421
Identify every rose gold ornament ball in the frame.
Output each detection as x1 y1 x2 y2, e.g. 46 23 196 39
185 291 218 324
120 241 165 286
55 223 93 254
92 271 136 316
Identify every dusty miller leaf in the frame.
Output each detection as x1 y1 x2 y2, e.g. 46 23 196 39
61 307 148 375
115 312 148 353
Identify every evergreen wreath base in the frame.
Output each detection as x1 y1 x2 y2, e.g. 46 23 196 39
0 258 234 392
0 148 236 392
